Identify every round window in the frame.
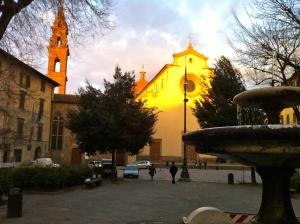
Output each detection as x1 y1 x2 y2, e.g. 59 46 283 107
180 74 200 97
185 80 195 92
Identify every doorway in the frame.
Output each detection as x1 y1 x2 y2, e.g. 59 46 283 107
150 139 161 162
34 147 41 160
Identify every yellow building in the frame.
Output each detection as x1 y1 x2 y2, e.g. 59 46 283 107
0 49 58 164
135 43 213 163
280 108 298 125
280 78 299 125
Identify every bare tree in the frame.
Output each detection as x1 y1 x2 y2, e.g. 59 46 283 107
231 0 300 120
0 0 113 63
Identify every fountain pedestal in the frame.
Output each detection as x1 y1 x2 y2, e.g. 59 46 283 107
183 87 300 224
256 167 297 224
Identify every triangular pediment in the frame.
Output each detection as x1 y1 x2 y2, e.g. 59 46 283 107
173 48 208 61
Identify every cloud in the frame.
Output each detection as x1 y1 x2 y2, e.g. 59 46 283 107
65 0 247 94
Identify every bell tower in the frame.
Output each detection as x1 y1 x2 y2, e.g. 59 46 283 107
47 3 69 94
134 65 148 95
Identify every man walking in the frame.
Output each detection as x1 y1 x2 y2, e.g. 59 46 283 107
149 164 156 181
169 161 178 184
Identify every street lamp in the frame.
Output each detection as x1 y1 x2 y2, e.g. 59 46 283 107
179 56 191 182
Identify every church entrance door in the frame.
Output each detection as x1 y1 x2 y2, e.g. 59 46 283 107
150 139 161 162
34 147 42 160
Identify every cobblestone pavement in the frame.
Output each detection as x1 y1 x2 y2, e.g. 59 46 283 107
0 169 299 224
134 168 262 184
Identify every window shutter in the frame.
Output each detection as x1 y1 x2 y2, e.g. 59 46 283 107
20 72 24 86
19 91 26 110
26 75 31 88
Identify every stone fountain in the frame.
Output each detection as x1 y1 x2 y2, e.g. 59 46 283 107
183 86 300 224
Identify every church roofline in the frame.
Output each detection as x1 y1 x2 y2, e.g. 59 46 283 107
0 48 60 87
173 48 208 60
52 94 79 104
135 64 174 98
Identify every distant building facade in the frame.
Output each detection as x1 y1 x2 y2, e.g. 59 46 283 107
279 74 300 125
0 49 58 164
49 94 83 165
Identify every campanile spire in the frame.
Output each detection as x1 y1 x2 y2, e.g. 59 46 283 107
47 3 69 94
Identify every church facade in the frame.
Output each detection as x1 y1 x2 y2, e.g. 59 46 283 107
135 43 213 163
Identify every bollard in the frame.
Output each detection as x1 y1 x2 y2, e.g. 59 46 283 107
228 173 234 185
7 188 22 218
166 161 169 167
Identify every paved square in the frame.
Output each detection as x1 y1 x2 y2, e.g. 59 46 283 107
0 169 299 224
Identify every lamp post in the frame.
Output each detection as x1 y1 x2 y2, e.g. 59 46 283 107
179 56 191 182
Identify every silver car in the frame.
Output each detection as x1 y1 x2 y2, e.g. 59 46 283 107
88 160 102 168
123 165 139 178
134 160 152 169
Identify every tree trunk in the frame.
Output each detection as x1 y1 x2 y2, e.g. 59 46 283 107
0 0 33 40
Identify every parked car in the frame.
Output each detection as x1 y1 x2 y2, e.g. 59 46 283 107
33 158 60 168
88 160 102 169
123 164 139 178
134 160 152 169
102 159 114 177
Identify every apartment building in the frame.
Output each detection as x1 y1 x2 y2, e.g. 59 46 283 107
0 49 59 164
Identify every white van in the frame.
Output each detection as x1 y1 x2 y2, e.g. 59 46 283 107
33 158 60 168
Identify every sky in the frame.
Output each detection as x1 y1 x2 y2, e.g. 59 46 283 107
64 0 248 93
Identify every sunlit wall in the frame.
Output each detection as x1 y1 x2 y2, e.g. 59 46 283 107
136 44 213 160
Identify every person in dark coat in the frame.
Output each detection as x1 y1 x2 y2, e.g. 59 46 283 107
149 164 156 181
169 161 178 184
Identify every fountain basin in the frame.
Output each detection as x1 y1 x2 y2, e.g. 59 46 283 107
183 125 300 168
233 86 300 107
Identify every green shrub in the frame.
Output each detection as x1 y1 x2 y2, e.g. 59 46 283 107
0 169 14 196
0 165 93 192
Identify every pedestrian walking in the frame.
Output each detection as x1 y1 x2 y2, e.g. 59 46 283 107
149 164 156 181
169 161 178 184
203 160 207 169
198 159 202 169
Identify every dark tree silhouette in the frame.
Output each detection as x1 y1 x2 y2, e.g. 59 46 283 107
67 66 158 176
193 56 246 128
